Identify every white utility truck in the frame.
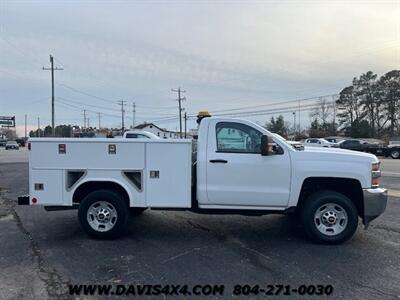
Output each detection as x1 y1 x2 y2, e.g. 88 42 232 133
18 114 387 244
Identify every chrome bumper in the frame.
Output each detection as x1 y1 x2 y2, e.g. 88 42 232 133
363 188 387 228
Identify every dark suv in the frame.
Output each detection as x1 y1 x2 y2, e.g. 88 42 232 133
338 139 384 155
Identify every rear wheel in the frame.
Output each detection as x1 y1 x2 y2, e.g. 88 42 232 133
300 191 358 244
78 189 129 239
390 149 400 159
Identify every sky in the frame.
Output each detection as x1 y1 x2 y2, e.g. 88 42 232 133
0 0 399 136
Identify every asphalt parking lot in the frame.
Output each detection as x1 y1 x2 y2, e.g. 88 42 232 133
0 148 399 299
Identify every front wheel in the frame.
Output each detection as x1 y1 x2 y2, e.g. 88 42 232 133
300 191 359 244
390 149 400 159
78 189 129 239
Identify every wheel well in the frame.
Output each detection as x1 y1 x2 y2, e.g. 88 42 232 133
73 181 130 206
298 177 364 217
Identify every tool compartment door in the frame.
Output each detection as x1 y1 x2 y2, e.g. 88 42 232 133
145 142 191 207
30 169 63 205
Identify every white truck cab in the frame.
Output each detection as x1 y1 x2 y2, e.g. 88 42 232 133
18 115 387 244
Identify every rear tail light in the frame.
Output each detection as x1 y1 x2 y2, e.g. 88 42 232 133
28 142 31 150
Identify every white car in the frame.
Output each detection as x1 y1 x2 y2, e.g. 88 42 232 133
304 138 338 148
123 130 160 139
273 134 304 150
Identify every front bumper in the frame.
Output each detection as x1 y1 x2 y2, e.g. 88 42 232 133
363 188 387 228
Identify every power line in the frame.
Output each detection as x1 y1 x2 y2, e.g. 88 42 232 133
209 94 338 114
56 82 116 104
57 96 120 112
56 99 122 119
215 103 335 118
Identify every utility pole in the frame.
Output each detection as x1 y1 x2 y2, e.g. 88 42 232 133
43 55 63 136
132 102 136 128
171 87 186 138
118 100 126 131
82 110 87 128
37 117 40 138
292 112 296 137
184 112 187 139
98 112 101 129
298 99 301 134
24 114 27 140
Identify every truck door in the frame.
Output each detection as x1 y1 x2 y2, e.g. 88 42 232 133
206 120 291 207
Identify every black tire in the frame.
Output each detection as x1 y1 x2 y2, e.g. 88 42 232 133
390 149 400 159
130 207 147 216
300 191 358 244
78 189 129 239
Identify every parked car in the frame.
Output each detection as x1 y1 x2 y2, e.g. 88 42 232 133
123 130 160 139
304 138 338 148
385 143 400 159
18 115 387 244
273 134 304 150
338 139 385 156
0 139 7 147
15 138 26 147
5 141 19 150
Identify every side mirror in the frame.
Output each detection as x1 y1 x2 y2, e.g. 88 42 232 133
261 135 273 156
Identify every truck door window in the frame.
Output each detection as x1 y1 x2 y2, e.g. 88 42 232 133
216 122 263 153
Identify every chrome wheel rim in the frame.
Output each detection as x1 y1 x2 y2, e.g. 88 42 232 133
314 203 348 236
392 151 399 159
87 201 118 232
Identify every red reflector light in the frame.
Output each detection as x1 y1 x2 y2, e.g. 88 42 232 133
58 144 66 154
31 197 37 204
28 142 31 150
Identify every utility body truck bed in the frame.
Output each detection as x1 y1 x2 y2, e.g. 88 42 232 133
27 138 192 208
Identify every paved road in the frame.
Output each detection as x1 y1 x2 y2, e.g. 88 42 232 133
0 151 399 299
0 147 28 164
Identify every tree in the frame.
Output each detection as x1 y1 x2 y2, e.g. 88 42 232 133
377 70 400 136
336 86 360 131
335 70 400 138
43 125 52 137
309 97 337 136
308 119 323 138
0 128 17 139
352 71 382 137
265 115 289 138
55 125 72 137
348 120 371 138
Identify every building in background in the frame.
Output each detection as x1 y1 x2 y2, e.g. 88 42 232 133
133 123 178 139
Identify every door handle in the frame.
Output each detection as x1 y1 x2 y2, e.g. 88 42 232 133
209 159 228 163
